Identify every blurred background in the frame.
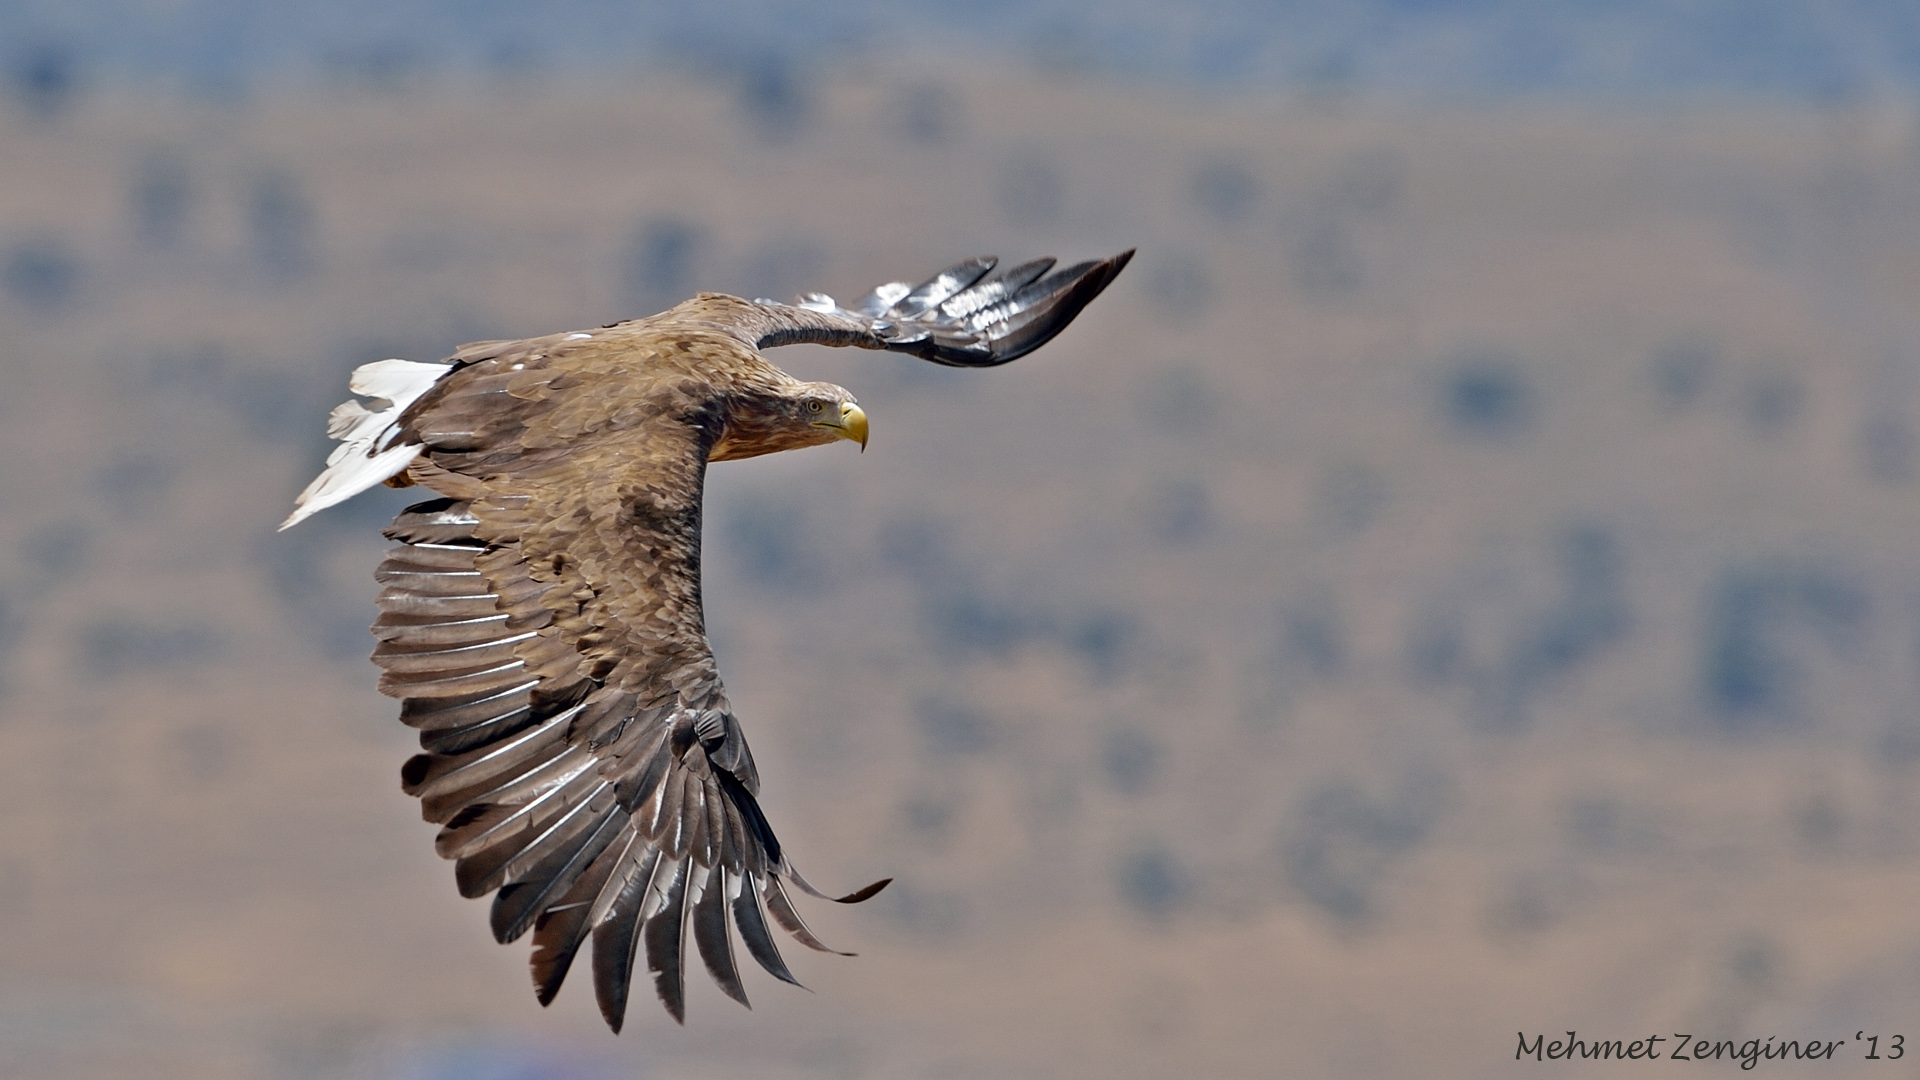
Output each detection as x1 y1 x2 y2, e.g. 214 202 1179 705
6 2 1920 1078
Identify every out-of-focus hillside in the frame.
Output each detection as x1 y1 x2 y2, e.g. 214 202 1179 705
5 63 1920 1080
7 0 1920 103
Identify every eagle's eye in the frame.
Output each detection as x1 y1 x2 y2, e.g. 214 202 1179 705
806 400 824 414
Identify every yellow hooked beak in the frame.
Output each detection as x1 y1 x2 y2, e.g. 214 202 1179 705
814 400 868 451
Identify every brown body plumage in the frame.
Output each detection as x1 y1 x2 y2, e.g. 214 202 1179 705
288 253 1131 1031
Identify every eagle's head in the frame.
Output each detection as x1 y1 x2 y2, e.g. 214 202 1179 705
711 379 868 461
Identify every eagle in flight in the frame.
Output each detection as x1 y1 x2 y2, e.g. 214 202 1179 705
281 251 1131 1031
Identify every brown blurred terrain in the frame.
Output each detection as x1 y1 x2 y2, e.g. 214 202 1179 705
5 63 1920 1079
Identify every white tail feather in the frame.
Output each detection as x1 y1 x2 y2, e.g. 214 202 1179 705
279 359 451 530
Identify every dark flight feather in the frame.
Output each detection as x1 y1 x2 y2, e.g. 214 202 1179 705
762 875 850 956
641 853 692 1023
786 248 1132 366
590 847 654 1033
694 859 749 1006
733 871 801 987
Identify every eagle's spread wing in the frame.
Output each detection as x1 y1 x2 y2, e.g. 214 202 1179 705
766 250 1132 366
287 252 1130 1030
371 333 885 1032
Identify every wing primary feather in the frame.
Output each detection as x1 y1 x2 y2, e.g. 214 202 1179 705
590 845 658 1034
417 704 537 756
372 631 536 669
455 775 606 899
715 769 782 866
660 768 696 858
376 545 482 574
732 871 802 987
783 864 893 905
420 744 597 825
699 770 727 869
773 250 1131 368
401 701 582 800
946 253 1132 365
436 754 611 861
586 836 657 932
382 497 483 545
398 682 532 732
373 612 513 647
489 793 625 944
633 739 686 839
694 857 749 1007
937 256 1055 321
683 768 715 870
529 824 631 1006
642 854 692 1023
613 726 674 809
529 904 591 1005
762 875 853 956
887 256 997 319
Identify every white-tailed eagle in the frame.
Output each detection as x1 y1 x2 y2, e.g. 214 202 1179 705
281 252 1131 1030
